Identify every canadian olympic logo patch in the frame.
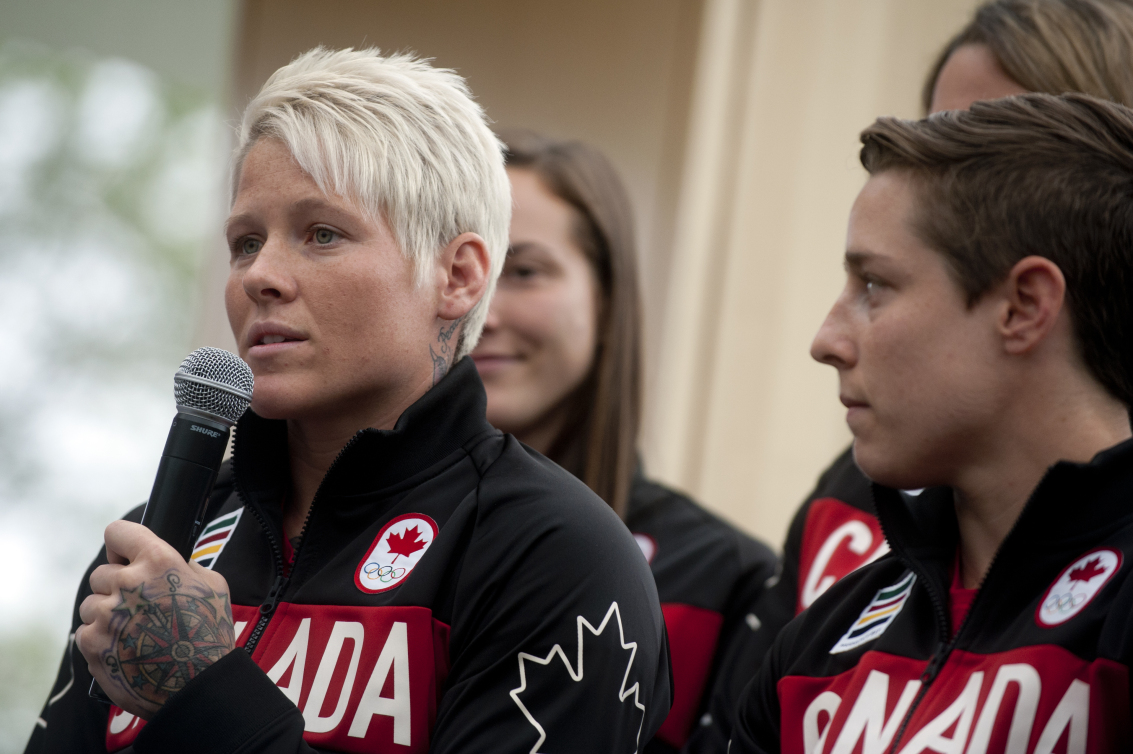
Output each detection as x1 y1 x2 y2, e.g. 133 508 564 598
1036 547 1122 627
355 513 439 594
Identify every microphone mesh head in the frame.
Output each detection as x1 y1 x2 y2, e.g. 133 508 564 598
173 347 254 425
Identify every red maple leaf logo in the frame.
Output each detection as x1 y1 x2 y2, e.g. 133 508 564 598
1068 557 1106 585
386 525 427 563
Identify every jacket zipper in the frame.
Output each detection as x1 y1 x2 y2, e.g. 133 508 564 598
883 473 1051 753
237 484 282 655
241 433 363 656
885 572 951 754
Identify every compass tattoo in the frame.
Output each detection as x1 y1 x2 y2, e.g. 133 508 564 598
101 570 234 708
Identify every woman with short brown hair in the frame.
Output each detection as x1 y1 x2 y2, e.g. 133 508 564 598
690 1 1133 750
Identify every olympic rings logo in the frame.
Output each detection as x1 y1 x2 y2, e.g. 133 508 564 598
363 562 407 583
1044 591 1087 614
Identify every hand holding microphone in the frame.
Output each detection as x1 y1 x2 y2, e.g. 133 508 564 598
80 348 253 710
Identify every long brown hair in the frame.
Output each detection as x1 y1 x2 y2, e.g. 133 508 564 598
922 0 1133 113
500 130 642 518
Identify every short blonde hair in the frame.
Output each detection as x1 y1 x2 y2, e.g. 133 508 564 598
233 47 510 357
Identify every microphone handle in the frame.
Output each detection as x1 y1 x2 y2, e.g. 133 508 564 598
141 412 232 559
90 411 231 705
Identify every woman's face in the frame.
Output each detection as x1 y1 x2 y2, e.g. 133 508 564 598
929 43 1028 113
225 137 439 422
472 167 601 441
811 171 1006 491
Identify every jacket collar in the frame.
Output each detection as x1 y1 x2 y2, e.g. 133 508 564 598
232 356 496 505
874 436 1133 604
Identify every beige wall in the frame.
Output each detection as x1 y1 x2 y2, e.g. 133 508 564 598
204 0 981 547
647 0 980 546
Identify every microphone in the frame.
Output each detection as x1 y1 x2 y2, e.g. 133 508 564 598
143 347 254 559
90 347 253 704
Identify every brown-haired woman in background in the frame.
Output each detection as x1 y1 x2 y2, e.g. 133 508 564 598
471 131 777 753
687 1 1133 751
924 0 1133 112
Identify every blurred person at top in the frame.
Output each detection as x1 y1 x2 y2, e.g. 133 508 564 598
28 48 672 753
471 131 777 753
689 0 1133 750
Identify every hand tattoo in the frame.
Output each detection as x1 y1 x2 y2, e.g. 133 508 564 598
430 317 463 385
101 570 234 708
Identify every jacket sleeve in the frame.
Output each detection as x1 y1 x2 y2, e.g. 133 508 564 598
25 504 151 754
726 625 789 754
24 549 111 754
429 478 672 754
726 600 818 754
682 450 845 754
712 534 779 676
132 649 315 754
682 533 777 745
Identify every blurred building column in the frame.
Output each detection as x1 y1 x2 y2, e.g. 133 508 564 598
644 0 979 545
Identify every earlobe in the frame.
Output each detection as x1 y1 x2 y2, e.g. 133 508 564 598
1000 256 1066 355
438 232 491 321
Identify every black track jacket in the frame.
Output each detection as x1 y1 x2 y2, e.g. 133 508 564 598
687 446 877 752
627 475 776 753
731 438 1133 754
27 358 672 754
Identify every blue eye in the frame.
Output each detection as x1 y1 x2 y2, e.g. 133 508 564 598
314 228 337 244
239 238 262 256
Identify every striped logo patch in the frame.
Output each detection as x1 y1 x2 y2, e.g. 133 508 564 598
190 507 244 570
830 571 916 654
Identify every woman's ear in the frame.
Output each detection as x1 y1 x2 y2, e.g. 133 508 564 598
999 255 1066 355
437 232 491 321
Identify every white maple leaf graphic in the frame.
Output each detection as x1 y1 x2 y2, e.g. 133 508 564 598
509 601 646 754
